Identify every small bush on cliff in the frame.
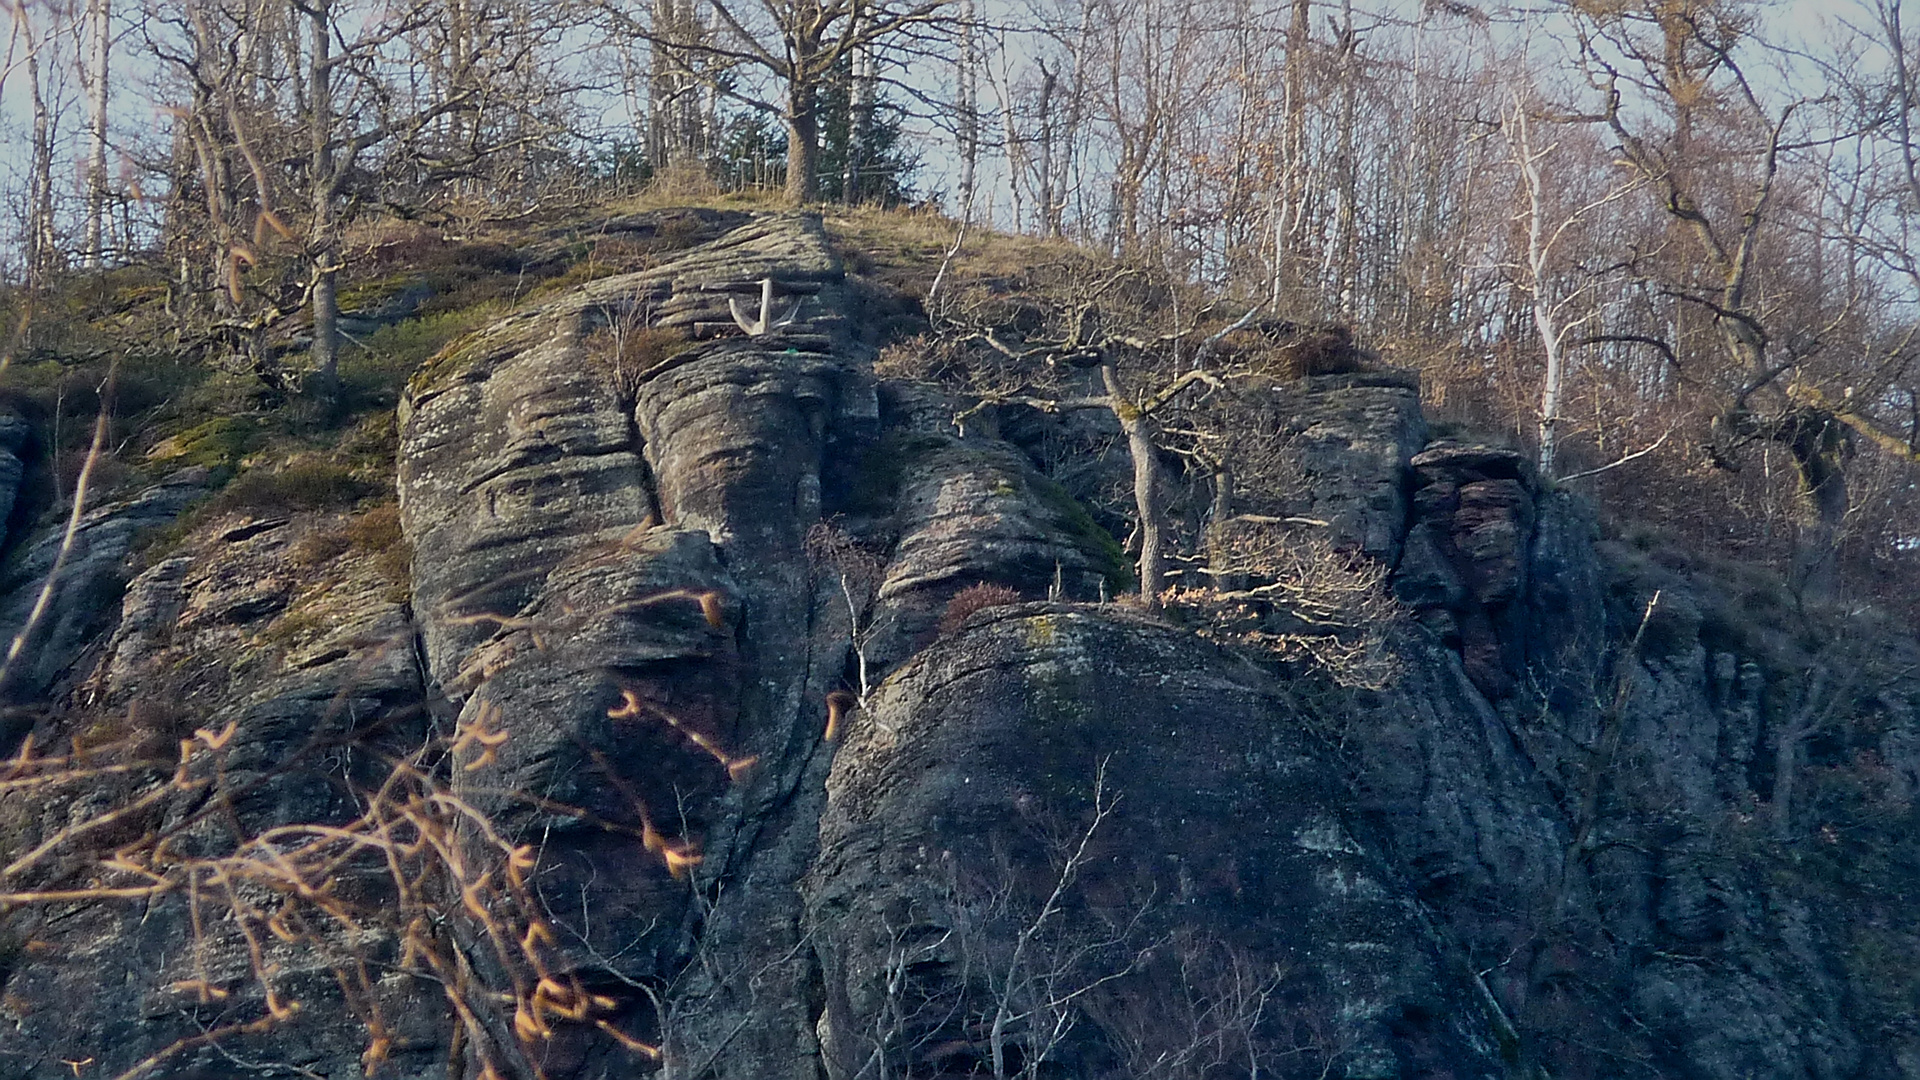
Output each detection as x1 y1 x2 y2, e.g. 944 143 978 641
940 583 1025 636
584 319 691 401
289 528 353 568
345 502 402 551
1164 528 1405 690
349 504 412 584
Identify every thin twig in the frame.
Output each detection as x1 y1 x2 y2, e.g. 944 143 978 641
1554 427 1674 483
0 362 114 692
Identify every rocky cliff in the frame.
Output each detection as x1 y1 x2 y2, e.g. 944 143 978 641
0 210 1915 1080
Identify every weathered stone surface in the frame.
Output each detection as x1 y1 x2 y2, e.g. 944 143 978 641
6 210 1920 1080
1393 519 1468 610
0 467 214 706
1453 478 1533 606
446 521 751 1043
1392 443 1539 699
400 212 878 1079
809 604 1507 1080
399 309 653 681
1410 442 1528 479
1264 371 1427 562
876 440 1099 598
854 435 1115 674
0 406 35 542
1519 491 1605 673
0 505 433 1080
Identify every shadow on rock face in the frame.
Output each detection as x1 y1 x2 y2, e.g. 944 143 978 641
807 602 1509 1080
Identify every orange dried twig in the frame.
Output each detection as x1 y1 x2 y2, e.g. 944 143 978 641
595 1019 664 1058
825 690 859 741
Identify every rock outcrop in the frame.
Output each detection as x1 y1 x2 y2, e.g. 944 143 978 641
809 603 1505 1079
0 467 214 707
0 499 433 1080
2 210 1917 1080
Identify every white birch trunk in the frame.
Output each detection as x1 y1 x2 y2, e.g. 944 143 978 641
844 41 875 202
25 40 56 288
956 0 979 218
83 0 110 269
1510 103 1568 477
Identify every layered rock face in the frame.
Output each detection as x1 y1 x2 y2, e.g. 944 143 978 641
1 211 1917 1080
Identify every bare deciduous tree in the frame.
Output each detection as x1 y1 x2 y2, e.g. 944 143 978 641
137 0 558 401
80 0 108 268
1497 83 1645 477
1566 0 1907 595
806 520 888 700
942 267 1234 607
604 0 954 203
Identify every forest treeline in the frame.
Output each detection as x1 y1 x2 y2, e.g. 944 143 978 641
3 0 1920 615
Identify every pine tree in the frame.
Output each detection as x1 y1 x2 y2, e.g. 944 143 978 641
814 54 917 205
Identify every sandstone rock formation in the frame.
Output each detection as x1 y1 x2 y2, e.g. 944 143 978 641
1 210 1916 1080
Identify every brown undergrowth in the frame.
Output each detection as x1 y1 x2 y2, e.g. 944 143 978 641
1161 527 1405 691
0 582 752 1080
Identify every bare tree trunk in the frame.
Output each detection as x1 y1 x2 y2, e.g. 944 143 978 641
1508 99 1568 477
1103 362 1168 607
1771 716 1802 843
1206 456 1234 587
1057 4 1093 238
650 0 707 175
1534 316 1567 476
83 0 110 269
1278 0 1311 293
1784 413 1849 599
786 95 820 203
311 269 341 393
991 37 1027 230
1032 66 1057 234
1771 666 1833 842
844 38 875 202
307 0 342 402
1329 0 1359 314
646 0 672 171
25 40 57 290
953 0 978 215
699 32 719 165
433 0 477 191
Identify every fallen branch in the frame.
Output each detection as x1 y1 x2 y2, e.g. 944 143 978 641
1554 427 1674 483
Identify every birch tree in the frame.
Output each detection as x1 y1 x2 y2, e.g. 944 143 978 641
81 0 107 268
648 0 718 175
1497 86 1644 476
8 2 72 290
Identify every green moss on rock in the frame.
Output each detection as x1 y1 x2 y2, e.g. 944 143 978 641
405 309 545 398
151 417 261 470
844 431 951 514
1030 474 1133 593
